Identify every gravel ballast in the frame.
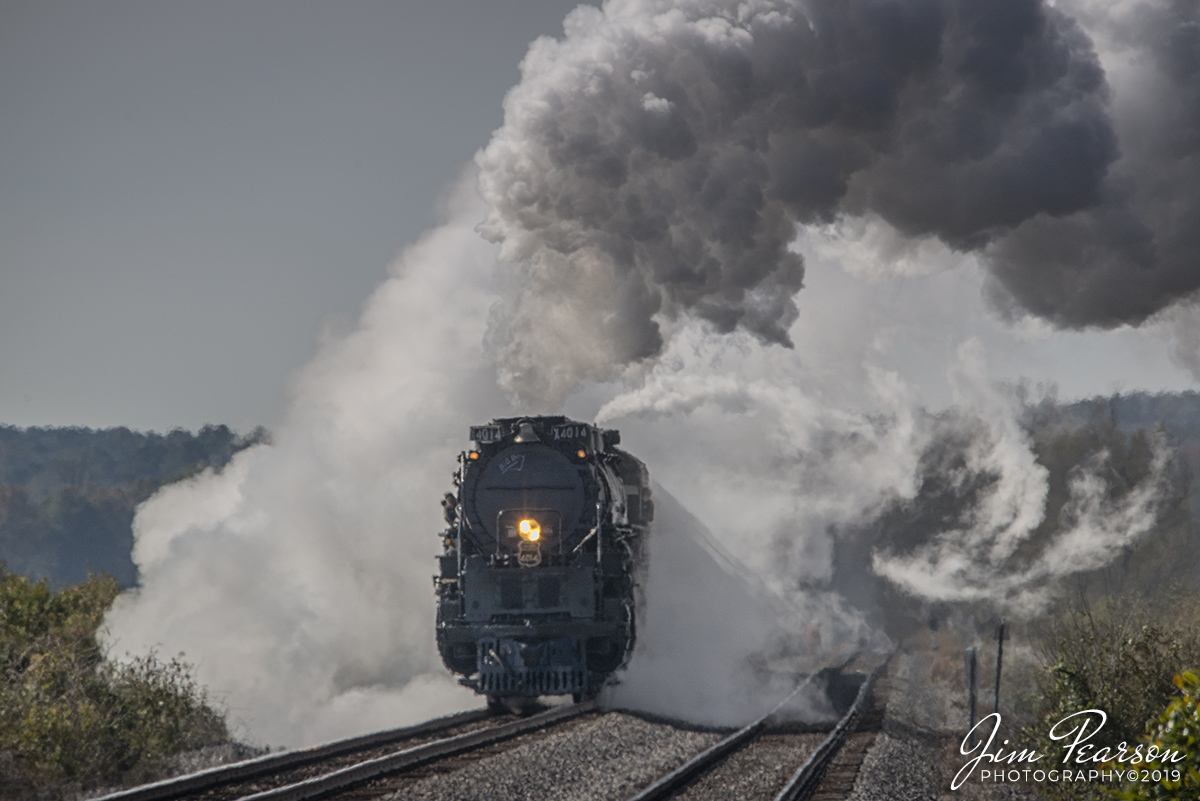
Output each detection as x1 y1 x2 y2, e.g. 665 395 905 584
845 649 1046 801
378 711 722 801
669 732 825 801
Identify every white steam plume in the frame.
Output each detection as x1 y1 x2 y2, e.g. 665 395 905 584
104 177 509 746
1161 301 1200 382
606 486 883 727
594 224 1176 624
871 341 1175 615
872 435 1172 616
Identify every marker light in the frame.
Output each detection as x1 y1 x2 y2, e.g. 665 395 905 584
518 519 541 542
468 451 479 460
576 449 587 458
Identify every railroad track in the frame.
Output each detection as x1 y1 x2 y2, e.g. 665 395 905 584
90 701 596 801
96 654 889 801
626 652 891 801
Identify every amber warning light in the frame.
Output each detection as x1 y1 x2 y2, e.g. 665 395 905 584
518 519 541 542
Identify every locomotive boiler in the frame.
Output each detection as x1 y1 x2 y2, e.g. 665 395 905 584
434 416 652 702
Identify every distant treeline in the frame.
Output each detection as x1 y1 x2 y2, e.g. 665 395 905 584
1055 390 1200 511
4 392 1200 592
0 424 268 587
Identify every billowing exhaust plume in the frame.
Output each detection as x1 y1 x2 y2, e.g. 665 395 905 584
105 0 1195 745
985 0 1200 328
480 0 1200 406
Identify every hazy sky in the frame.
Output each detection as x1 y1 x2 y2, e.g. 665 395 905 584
0 0 593 431
2 0 1196 433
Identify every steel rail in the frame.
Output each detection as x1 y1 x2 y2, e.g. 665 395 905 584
624 668 830 801
89 707 493 801
771 656 891 801
624 715 768 801
622 650 877 801
236 699 597 801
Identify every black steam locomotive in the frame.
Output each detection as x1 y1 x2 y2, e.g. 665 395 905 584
434 416 652 702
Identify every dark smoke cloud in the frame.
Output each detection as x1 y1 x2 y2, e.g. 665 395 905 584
477 0 1195 404
984 0 1200 327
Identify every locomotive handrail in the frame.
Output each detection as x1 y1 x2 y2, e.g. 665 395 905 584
571 521 600 553
481 483 580 489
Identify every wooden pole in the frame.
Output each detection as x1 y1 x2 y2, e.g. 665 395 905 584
994 619 1007 715
965 646 979 743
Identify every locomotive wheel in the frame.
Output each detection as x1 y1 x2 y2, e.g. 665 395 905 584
487 695 544 716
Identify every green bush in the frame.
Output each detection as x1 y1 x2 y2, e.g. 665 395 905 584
1117 671 1200 800
1021 593 1200 801
0 569 230 799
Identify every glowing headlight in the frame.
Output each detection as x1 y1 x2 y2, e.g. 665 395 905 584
518 519 541 542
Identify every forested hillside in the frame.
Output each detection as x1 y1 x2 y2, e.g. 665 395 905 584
1060 391 1200 516
2 393 1199 593
0 425 267 587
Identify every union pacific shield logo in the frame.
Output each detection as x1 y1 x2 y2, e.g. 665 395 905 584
498 454 525 474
